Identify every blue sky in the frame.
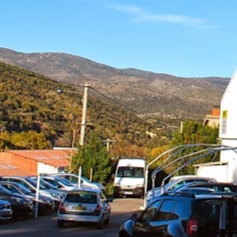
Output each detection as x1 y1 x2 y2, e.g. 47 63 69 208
1 0 237 77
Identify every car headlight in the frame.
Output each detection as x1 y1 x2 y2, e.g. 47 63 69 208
12 197 24 203
136 184 144 188
50 192 63 200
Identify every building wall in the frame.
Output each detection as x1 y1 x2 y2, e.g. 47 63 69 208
0 152 38 174
38 162 62 174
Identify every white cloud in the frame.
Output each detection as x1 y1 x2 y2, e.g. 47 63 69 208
110 4 216 29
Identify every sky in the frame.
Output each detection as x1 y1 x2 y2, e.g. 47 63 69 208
1 0 237 78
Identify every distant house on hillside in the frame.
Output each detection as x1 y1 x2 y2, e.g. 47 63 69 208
0 149 71 176
203 106 220 128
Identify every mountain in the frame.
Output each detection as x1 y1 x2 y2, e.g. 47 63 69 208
0 61 157 151
0 47 230 122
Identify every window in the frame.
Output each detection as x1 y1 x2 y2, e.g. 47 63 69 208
174 200 191 219
141 200 161 222
116 167 144 178
157 199 175 220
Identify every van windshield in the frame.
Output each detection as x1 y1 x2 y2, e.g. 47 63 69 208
116 167 144 178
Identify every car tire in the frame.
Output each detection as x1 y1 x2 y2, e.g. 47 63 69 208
96 220 103 229
57 220 65 228
104 216 110 225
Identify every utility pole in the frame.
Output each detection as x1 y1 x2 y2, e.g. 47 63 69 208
80 82 89 146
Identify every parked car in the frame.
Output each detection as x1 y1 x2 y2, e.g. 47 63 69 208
0 181 55 215
0 176 65 208
0 199 13 221
184 181 237 192
57 187 112 229
0 185 34 219
54 173 105 191
119 192 237 237
174 187 215 195
146 176 216 206
39 175 75 191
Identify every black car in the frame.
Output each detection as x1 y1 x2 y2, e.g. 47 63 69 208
0 185 34 219
118 192 237 237
0 181 55 215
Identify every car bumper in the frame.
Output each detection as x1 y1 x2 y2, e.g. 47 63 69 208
57 213 103 223
114 187 144 197
0 210 13 220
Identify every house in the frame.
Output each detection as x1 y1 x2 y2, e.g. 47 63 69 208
0 149 72 176
203 105 220 128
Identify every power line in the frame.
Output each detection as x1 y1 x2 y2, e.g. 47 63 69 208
89 87 141 115
89 86 180 127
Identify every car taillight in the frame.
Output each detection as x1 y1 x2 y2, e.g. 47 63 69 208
187 218 198 236
94 204 101 214
59 203 66 212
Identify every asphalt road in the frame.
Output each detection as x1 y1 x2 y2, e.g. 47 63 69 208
0 198 144 237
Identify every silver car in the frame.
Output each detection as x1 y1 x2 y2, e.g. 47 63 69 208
0 199 13 221
57 188 112 229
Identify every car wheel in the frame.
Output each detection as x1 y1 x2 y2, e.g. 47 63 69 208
57 220 65 228
104 216 110 225
96 220 103 229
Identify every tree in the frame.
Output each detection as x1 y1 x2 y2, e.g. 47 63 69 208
171 120 219 174
71 130 111 184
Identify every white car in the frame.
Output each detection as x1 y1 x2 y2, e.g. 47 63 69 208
54 173 105 191
57 187 112 229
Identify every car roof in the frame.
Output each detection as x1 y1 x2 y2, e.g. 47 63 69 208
67 187 101 193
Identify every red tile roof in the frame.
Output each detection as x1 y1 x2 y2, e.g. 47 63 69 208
0 149 73 176
7 150 71 167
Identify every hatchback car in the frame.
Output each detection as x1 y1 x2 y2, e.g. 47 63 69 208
119 192 237 237
0 199 13 221
57 188 112 229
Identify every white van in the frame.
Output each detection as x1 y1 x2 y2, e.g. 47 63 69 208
113 158 146 198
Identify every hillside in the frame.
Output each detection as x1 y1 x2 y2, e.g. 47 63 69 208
0 47 230 121
0 62 159 151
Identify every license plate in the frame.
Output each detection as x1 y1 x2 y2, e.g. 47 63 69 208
73 206 86 210
124 191 133 195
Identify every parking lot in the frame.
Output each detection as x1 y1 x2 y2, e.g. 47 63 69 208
0 198 143 237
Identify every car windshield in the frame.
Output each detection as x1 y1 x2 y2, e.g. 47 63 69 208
116 167 144 178
14 183 32 194
0 185 11 193
66 191 97 204
31 177 58 189
55 177 74 186
25 177 48 190
193 199 222 219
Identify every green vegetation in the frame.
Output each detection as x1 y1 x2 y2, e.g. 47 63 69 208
0 62 161 154
0 62 220 183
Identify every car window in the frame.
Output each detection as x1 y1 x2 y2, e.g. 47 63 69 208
193 199 221 221
141 200 161 222
100 192 107 201
174 199 191 219
66 191 97 204
156 199 175 220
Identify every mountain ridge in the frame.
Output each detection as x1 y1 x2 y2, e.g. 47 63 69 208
0 47 230 121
